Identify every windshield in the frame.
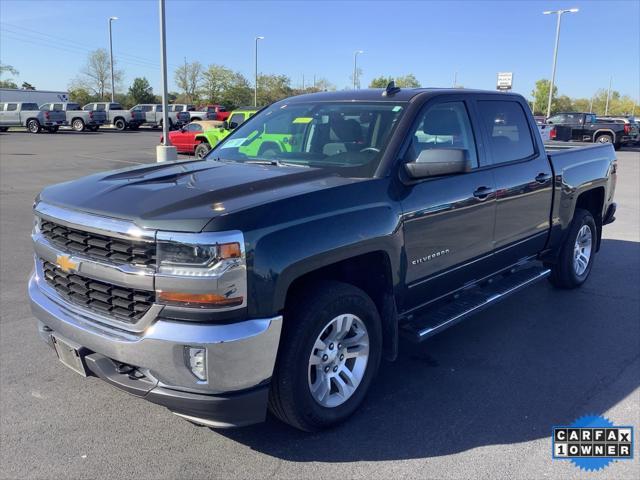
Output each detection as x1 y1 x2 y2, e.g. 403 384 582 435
209 101 406 177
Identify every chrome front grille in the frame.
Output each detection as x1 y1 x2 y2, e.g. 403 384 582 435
42 260 155 323
40 219 156 268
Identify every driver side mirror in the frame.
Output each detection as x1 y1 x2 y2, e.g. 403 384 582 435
404 148 472 180
222 120 229 129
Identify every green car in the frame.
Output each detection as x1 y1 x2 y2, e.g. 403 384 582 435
194 107 258 158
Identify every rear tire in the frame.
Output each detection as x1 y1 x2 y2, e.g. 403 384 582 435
72 118 85 132
268 281 382 431
114 118 126 131
596 133 613 145
27 119 41 134
195 142 211 159
546 208 597 289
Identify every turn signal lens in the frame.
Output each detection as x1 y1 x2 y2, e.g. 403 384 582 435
157 291 243 308
219 242 241 259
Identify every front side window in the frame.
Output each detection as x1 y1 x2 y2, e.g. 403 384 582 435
547 114 566 124
408 101 478 168
211 101 406 178
53 103 63 111
156 105 162 112
109 103 123 110
22 103 39 111
67 103 81 111
83 104 94 111
40 104 51 111
187 123 202 132
477 100 535 164
95 104 106 111
6 103 17 111
228 113 245 127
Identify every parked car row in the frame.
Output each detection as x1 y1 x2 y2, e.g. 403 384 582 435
161 107 258 157
543 112 639 149
0 101 235 134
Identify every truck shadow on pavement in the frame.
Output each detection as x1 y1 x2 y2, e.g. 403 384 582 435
219 238 639 462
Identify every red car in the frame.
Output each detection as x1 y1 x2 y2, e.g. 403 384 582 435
161 120 220 154
203 104 230 121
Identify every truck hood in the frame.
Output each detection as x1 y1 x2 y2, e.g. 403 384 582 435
38 160 363 232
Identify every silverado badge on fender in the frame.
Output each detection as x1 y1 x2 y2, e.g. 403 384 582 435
56 254 78 273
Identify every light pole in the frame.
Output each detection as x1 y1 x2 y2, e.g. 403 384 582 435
353 50 363 89
156 0 176 161
605 76 613 115
108 16 118 102
543 8 578 118
254 36 264 107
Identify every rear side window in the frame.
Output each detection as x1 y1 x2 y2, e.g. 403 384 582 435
22 103 39 110
67 103 81 111
110 103 123 110
95 104 106 111
40 104 51 111
477 100 534 164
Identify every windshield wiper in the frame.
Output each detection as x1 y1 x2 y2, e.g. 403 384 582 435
245 160 309 168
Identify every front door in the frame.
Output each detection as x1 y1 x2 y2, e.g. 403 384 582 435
400 99 497 313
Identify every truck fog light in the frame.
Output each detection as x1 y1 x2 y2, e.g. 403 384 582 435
185 347 207 381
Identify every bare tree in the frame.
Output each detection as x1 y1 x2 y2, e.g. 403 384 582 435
174 61 203 103
72 49 123 100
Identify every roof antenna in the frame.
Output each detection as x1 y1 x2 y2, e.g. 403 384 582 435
382 80 401 97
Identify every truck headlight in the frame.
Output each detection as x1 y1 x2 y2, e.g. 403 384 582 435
156 231 246 309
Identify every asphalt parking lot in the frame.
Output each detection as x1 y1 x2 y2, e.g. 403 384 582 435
0 130 638 479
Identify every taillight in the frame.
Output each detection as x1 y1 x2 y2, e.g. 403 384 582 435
44 111 50 119
624 124 631 135
89 111 94 119
131 112 135 119
549 127 556 140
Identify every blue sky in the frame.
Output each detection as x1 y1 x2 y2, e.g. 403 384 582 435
1 0 638 102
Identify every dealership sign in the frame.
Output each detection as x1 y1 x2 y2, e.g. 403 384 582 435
496 72 513 91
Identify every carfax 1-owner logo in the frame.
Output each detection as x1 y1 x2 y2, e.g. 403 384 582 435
552 415 634 472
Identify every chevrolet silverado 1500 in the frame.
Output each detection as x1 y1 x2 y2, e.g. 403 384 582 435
29 86 617 431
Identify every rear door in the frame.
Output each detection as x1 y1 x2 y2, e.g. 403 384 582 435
400 97 497 311
475 97 553 265
4 103 20 125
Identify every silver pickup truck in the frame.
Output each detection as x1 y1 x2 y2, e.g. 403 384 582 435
82 102 145 131
0 101 67 133
40 102 107 132
170 104 216 122
130 104 190 130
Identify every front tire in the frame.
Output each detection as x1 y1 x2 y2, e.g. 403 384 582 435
195 142 211 159
27 119 41 133
596 133 613 145
546 208 597 289
268 281 382 431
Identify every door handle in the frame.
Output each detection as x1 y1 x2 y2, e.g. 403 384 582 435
473 186 494 199
535 173 551 183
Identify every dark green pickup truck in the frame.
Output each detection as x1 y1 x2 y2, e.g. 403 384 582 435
29 86 617 431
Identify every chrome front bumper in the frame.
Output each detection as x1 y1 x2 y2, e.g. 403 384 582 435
29 273 282 395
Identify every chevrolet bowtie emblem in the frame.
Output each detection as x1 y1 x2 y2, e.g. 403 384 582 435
56 255 78 273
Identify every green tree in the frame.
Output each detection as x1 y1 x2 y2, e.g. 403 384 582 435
369 76 393 88
369 74 420 88
68 87 95 106
256 74 293 105
531 79 557 115
200 64 234 103
128 77 155 104
396 74 420 88
0 63 19 88
174 61 202 103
